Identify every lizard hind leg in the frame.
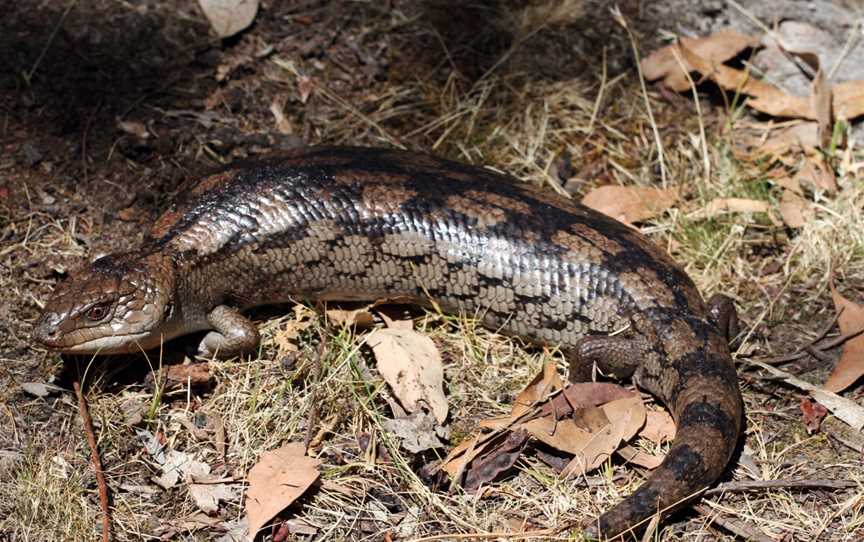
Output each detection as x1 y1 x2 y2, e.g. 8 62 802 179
565 335 653 383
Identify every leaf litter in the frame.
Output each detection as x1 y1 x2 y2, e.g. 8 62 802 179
441 361 668 490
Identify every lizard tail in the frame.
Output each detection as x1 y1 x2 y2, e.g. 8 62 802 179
585 340 743 539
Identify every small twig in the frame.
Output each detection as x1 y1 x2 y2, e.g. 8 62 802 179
705 478 858 497
303 325 330 452
73 379 111 542
694 504 774 542
751 310 863 366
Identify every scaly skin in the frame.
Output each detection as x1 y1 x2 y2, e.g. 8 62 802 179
34 146 743 539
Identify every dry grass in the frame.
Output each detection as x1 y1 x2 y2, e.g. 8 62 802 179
3 1 864 541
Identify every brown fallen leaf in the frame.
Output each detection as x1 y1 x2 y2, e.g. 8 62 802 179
326 306 375 328
616 445 665 469
272 305 314 353
246 442 321 540
198 0 259 38
778 190 814 228
833 80 864 120
368 329 448 423
795 156 837 194
824 287 864 393
582 185 680 224
800 397 828 434
510 360 563 420
558 395 646 477
676 41 813 119
541 381 635 419
640 410 677 444
641 29 759 92
463 431 530 491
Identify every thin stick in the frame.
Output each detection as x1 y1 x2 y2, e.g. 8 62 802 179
73 379 111 542
694 504 774 542
705 478 858 496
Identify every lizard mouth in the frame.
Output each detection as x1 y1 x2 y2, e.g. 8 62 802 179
34 327 154 355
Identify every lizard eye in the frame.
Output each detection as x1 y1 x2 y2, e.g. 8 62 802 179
85 302 111 321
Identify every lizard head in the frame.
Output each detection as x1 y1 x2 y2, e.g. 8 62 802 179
33 252 178 355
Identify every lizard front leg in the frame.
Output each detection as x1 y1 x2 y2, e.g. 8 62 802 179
198 305 260 358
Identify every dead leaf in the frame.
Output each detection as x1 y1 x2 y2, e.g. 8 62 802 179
795 156 837 194
272 305 314 353
189 482 240 514
774 174 803 196
198 0 259 38
641 29 759 92
824 287 864 393
676 41 813 119
800 398 828 434
441 434 485 478
779 189 814 228
463 431 530 491
581 185 679 224
616 445 665 469
137 430 211 489
368 329 448 423
694 197 770 219
540 381 634 419
246 442 321 540
377 308 414 330
640 410 676 444
510 360 563 420
381 411 448 453
20 382 65 397
834 80 864 120
326 306 376 328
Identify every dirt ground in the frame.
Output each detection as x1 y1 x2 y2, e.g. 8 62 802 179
1 0 863 541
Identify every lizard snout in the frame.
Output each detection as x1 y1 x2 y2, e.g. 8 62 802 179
33 312 64 347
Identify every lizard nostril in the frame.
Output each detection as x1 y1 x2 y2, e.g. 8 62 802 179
35 313 62 344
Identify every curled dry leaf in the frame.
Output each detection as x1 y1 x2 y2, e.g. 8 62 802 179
246 442 321 540
198 0 259 38
511 360 563 420
463 431 530 491
641 29 759 92
368 328 448 423
326 306 376 328
582 185 680 224
824 287 864 393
